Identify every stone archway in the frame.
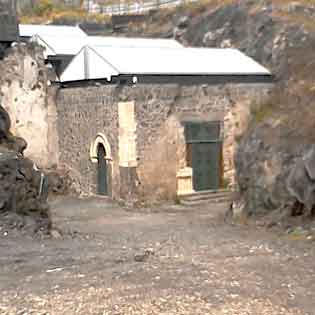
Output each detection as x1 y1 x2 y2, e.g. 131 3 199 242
90 133 113 196
90 133 112 163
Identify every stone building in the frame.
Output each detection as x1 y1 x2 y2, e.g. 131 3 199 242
0 26 272 202
52 45 272 201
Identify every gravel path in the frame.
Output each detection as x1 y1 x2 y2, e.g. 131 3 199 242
0 197 314 314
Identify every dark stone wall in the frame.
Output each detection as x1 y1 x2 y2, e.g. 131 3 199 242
56 85 120 197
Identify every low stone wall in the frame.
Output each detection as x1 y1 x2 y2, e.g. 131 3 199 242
56 82 271 201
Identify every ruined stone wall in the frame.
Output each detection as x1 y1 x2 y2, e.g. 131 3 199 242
56 82 271 201
0 43 55 168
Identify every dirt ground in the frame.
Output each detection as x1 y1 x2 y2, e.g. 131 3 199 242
0 197 314 315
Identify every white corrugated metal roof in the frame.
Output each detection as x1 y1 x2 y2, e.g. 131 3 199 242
59 46 271 82
60 46 119 82
30 34 86 57
19 24 87 38
27 33 183 58
87 36 183 48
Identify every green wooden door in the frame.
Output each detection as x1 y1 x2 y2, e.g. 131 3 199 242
192 142 222 191
185 122 222 191
97 145 108 195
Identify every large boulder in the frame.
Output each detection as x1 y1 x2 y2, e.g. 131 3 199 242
235 113 315 217
0 148 51 235
287 146 315 211
235 120 296 215
0 105 50 236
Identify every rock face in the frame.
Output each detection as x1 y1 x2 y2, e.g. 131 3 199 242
235 119 306 215
287 146 315 212
236 141 315 216
0 104 50 236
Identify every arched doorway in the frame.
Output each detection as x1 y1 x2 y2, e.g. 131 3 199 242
97 144 108 195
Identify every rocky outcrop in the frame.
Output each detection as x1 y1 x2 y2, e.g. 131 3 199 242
0 104 50 236
235 118 305 215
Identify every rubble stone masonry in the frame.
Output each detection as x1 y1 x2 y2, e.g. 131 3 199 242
56 82 271 201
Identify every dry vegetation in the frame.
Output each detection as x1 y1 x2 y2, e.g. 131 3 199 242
243 1 315 140
272 0 315 5
20 0 315 27
272 11 315 31
20 0 235 25
249 81 315 143
19 0 110 24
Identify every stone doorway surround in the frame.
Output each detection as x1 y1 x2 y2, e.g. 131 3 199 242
90 133 113 196
177 120 224 195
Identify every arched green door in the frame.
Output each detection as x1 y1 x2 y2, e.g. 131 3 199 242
97 145 108 195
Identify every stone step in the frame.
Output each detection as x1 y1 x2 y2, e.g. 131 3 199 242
178 189 233 206
179 190 232 200
180 197 231 206
179 189 232 200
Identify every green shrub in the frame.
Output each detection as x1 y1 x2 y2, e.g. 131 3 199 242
33 0 54 16
250 101 276 123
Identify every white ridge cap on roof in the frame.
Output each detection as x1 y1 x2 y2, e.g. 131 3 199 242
87 36 183 48
60 46 271 82
27 33 183 57
60 46 119 82
19 24 87 38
